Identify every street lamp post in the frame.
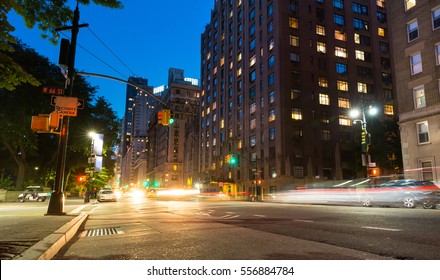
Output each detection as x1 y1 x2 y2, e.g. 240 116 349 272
350 106 378 177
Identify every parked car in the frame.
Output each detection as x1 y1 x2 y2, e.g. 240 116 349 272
97 189 117 202
18 186 50 202
361 179 440 209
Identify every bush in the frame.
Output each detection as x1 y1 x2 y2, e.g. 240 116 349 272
0 176 15 190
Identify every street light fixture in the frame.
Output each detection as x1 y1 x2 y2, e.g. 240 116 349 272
349 105 378 177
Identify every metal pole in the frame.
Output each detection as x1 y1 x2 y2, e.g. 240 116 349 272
362 110 370 178
47 4 87 215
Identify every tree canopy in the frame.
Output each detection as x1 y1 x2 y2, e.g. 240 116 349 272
0 41 120 190
1 0 123 90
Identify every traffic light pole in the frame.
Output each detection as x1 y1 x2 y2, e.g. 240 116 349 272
47 4 88 215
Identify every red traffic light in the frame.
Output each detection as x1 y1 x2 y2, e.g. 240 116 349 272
76 175 86 183
369 168 380 177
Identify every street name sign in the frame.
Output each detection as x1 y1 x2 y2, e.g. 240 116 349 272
41 86 65 95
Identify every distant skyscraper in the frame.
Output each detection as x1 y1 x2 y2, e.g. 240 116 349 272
388 0 440 182
120 76 154 186
200 0 395 195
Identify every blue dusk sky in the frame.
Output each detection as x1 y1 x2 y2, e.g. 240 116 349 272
9 0 214 118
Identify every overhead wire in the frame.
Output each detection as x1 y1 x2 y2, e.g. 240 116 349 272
59 25 137 80
86 26 137 77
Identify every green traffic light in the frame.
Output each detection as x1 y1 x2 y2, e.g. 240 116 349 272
230 156 237 165
168 118 175 125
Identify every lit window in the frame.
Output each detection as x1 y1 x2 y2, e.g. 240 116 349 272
292 108 302 120
269 109 276 122
317 42 326 53
405 0 416 11
384 105 394 115
338 97 350 108
378 27 385 37
289 17 298 28
339 115 351 126
250 102 256 114
410 52 423 75
433 7 440 29
318 76 328 87
290 35 300 47
268 38 275 51
407 20 419 42
354 33 360 44
417 121 430 144
377 0 385 8
237 67 242 76
335 46 347 58
436 43 440 65
316 25 325 35
337 80 349 91
357 82 368 93
250 118 256 129
355 50 365 60
335 30 346 41
269 91 275 104
413 85 426 109
250 54 257 67
319 93 330 105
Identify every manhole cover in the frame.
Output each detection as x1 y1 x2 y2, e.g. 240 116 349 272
81 227 124 237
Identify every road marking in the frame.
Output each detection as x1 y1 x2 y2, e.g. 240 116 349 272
362 226 402 232
222 214 240 219
254 214 266 218
293 219 314 223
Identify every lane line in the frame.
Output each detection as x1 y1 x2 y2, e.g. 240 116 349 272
362 226 402 232
293 219 315 223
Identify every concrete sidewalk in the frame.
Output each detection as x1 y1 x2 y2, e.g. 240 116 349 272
0 203 91 260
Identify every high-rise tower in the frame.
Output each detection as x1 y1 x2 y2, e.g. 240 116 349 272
200 0 396 195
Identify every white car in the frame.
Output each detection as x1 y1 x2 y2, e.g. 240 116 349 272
97 189 117 202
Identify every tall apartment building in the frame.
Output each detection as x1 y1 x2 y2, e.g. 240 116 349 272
200 0 395 195
388 0 440 182
145 69 201 189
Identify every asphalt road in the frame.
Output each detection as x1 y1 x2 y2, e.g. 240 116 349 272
50 196 440 260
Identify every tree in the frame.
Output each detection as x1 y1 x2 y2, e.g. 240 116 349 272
1 0 123 90
0 41 120 190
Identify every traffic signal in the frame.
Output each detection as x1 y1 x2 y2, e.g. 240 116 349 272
76 175 86 183
225 154 231 164
229 154 237 165
369 167 380 177
158 109 171 125
158 110 163 124
225 154 238 165
168 110 175 125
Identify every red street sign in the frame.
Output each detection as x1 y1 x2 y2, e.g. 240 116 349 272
41 86 65 95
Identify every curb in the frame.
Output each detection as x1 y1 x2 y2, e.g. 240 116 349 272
16 212 88 260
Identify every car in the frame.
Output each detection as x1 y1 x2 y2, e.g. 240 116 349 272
97 189 117 202
18 186 50 202
361 179 440 209
146 189 158 198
